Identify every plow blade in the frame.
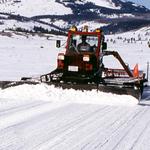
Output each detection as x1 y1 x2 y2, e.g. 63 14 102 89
0 80 39 89
47 82 142 100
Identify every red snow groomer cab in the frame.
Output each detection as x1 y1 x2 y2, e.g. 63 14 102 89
40 26 148 100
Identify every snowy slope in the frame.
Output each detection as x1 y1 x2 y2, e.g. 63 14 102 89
0 0 72 17
86 0 121 9
0 0 149 34
105 27 150 72
0 19 57 32
61 0 121 9
0 0 120 16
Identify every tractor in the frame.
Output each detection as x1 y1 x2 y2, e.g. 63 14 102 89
40 26 148 100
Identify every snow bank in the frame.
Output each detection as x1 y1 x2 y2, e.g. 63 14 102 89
0 84 138 106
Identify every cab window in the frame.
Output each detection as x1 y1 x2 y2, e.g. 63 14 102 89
69 34 98 52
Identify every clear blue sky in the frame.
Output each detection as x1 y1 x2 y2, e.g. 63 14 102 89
128 0 150 9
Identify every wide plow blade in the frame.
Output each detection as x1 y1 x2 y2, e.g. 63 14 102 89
97 85 141 100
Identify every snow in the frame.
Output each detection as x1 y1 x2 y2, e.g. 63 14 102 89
41 19 69 29
105 29 150 72
0 0 121 19
0 0 135 33
77 21 108 31
0 0 72 17
86 0 121 9
0 32 65 80
0 19 56 32
0 84 138 106
0 28 150 149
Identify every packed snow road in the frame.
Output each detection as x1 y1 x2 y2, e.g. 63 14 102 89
0 84 150 150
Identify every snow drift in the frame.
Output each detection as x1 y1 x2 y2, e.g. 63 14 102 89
0 84 138 106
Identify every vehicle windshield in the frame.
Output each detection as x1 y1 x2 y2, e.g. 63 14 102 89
68 34 98 52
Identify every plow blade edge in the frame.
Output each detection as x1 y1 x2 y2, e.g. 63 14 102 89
47 82 142 100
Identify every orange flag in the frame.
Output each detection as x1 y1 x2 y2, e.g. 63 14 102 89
133 64 139 78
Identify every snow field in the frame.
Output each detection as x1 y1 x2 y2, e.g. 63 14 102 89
0 32 65 80
106 28 150 74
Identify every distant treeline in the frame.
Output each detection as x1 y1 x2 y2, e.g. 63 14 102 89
8 26 67 36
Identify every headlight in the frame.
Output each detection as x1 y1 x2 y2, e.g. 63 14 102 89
58 54 64 60
83 55 90 62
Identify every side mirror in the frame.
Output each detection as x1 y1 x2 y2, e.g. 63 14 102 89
56 40 61 48
102 42 107 50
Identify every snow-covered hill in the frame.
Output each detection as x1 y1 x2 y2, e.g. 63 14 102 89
0 0 72 17
0 0 122 15
0 0 121 17
0 0 150 34
60 0 121 10
86 0 120 9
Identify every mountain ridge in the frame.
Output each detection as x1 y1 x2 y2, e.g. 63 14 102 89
0 0 150 34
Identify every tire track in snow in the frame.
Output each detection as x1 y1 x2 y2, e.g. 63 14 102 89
45 106 142 150
21 105 110 150
0 101 46 116
0 104 108 150
77 106 141 150
0 101 67 131
131 116 150 150
98 106 148 150
113 106 150 150
129 120 150 150
0 102 78 149
70 106 142 150
35 106 129 150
